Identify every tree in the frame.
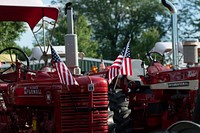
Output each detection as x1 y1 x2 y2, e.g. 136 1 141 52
50 0 200 61
180 0 200 40
0 22 25 50
70 0 168 60
52 13 98 57
21 46 32 56
50 1 98 58
165 0 198 40
136 27 160 62
162 0 200 41
75 15 98 57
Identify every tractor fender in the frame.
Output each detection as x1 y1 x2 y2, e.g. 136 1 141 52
166 120 200 133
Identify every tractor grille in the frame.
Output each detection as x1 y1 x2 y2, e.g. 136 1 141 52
56 89 108 133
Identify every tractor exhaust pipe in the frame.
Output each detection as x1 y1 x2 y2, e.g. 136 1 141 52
64 2 81 75
161 0 178 69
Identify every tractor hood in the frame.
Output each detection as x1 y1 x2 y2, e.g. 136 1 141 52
0 0 59 30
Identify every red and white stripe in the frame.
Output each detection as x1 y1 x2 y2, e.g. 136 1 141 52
55 62 78 86
108 40 133 84
108 55 132 84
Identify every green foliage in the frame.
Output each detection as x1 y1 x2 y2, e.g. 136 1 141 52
180 0 200 40
53 0 200 62
21 46 32 57
51 13 68 46
135 27 160 62
75 15 98 57
71 0 167 60
0 22 31 61
0 22 25 50
52 13 98 57
162 0 200 41
18 46 32 61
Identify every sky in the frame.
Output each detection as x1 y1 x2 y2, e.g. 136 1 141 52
16 0 52 49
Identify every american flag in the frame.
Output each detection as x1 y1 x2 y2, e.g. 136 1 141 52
108 40 133 84
51 46 78 86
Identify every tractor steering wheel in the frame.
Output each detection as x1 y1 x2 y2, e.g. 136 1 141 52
0 47 30 83
146 52 164 64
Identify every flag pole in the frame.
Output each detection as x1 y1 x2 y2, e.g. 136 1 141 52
113 74 120 91
112 39 131 91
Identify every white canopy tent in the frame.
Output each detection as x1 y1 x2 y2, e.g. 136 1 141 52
150 42 183 55
29 46 66 60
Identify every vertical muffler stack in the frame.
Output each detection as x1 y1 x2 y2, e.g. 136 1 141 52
54 76 108 133
161 0 179 69
65 3 81 75
183 39 199 65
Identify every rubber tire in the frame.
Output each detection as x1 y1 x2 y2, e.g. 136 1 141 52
192 89 200 124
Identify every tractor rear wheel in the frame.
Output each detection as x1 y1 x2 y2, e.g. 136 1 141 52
193 89 200 124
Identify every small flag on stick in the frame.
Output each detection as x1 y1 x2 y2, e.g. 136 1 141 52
51 46 78 86
100 56 105 71
108 40 133 84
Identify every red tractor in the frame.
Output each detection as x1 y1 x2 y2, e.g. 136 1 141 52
127 0 200 132
0 1 108 133
1 0 200 133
